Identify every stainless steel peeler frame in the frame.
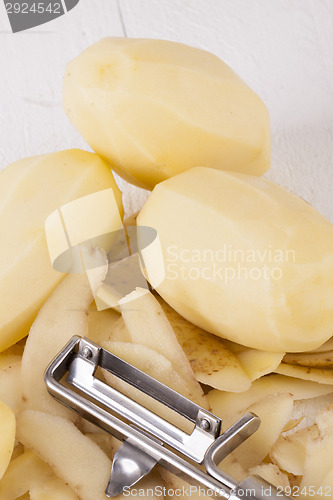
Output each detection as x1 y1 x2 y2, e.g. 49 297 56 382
45 336 291 499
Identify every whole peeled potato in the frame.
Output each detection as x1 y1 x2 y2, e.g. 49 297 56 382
63 38 270 190
137 167 333 352
0 149 123 352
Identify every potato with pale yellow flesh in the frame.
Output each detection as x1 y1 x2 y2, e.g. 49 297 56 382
208 374 333 430
0 149 123 352
0 401 15 480
21 272 93 420
11 442 24 461
138 167 333 352
63 38 270 190
119 288 208 408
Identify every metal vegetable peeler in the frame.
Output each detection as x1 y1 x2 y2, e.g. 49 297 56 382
45 336 291 499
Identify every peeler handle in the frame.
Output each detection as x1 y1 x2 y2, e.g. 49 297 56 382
45 337 292 499
204 413 292 499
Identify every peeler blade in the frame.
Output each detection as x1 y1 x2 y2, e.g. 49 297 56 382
45 336 292 499
106 441 157 497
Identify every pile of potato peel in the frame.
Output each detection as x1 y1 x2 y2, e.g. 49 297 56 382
0 265 333 499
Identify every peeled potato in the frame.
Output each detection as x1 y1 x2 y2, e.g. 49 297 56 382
0 149 123 352
138 167 333 352
63 38 270 190
0 401 16 480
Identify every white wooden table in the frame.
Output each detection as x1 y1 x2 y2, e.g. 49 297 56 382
1 0 332 221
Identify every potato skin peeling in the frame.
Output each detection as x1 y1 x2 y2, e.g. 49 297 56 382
17 410 112 500
63 38 270 190
138 167 333 352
